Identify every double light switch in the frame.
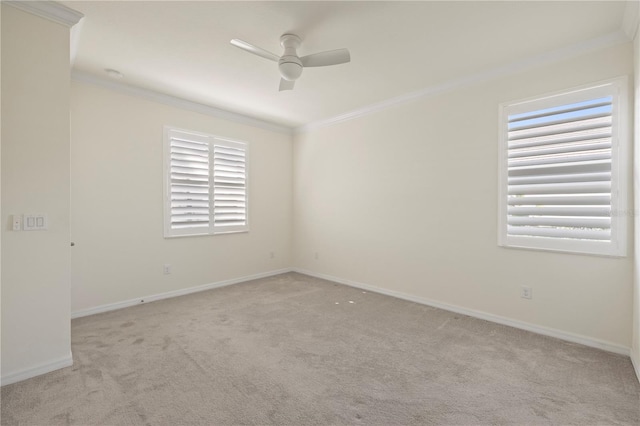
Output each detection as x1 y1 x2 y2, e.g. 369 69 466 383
12 214 48 231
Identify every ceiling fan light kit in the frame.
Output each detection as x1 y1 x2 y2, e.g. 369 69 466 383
230 33 350 91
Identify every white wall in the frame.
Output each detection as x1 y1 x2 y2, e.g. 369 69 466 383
632 6 640 380
70 82 292 314
1 5 72 383
294 43 634 350
1 0 4 382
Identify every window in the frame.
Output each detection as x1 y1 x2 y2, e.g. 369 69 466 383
498 78 628 256
164 127 248 237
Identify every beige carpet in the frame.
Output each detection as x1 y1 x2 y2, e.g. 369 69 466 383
2 272 639 425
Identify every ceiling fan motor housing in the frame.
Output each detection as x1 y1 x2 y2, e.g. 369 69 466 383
278 34 303 81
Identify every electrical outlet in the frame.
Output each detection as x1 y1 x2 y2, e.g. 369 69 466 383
163 264 172 275
521 286 532 299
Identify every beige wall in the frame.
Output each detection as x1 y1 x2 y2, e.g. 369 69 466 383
1 0 3 382
633 13 640 379
70 82 292 313
1 6 72 382
1 0 3 383
294 43 634 349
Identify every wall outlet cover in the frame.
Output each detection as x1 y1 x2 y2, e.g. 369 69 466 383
521 286 533 299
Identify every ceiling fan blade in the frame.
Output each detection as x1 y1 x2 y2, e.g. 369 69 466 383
279 78 295 91
300 48 350 67
230 39 279 62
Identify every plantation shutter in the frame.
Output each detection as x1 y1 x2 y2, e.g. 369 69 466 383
506 97 613 242
169 135 211 231
213 142 247 231
165 128 249 237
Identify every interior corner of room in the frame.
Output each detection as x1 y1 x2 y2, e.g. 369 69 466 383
1 0 639 422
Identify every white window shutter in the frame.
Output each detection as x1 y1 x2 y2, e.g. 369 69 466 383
164 128 249 237
213 142 248 232
507 97 613 241
499 77 628 256
169 136 211 231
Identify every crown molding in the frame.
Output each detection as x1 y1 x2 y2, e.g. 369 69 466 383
4 1 83 27
70 17 85 65
622 0 640 41
296 29 631 134
71 71 292 135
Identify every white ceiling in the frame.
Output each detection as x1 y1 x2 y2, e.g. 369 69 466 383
63 1 630 129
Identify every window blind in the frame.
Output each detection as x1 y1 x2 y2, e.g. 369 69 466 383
169 136 211 231
506 97 613 242
164 128 249 237
213 143 247 230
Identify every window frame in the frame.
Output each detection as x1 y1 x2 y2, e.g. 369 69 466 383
163 126 249 238
498 77 628 257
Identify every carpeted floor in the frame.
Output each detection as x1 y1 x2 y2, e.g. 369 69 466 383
2 272 639 425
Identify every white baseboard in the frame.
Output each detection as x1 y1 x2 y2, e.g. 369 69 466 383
632 350 640 384
1 352 73 386
293 268 631 356
71 268 293 319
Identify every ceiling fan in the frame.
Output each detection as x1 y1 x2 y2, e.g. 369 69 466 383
230 34 350 91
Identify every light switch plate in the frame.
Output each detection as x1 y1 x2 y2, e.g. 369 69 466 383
23 214 48 231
